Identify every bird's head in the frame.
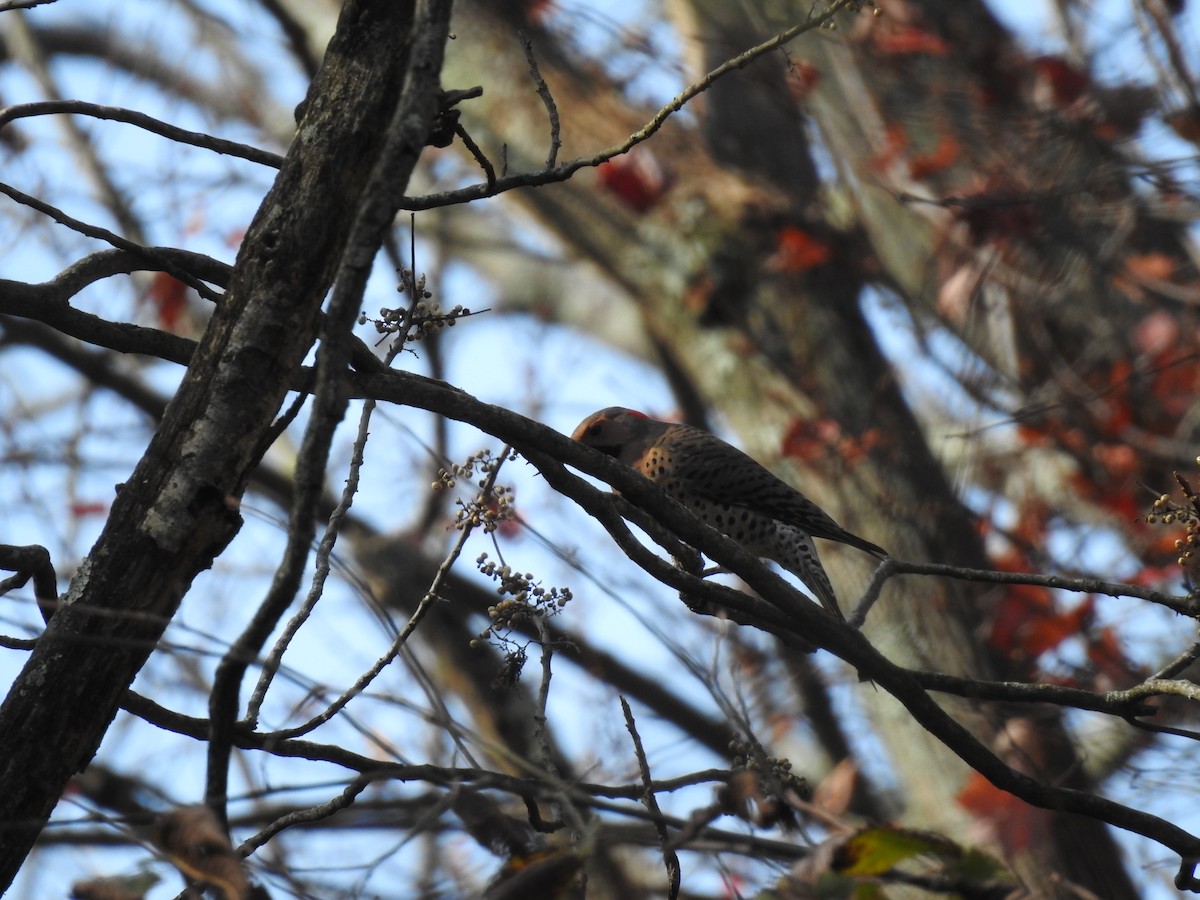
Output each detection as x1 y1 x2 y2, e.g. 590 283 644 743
571 407 659 465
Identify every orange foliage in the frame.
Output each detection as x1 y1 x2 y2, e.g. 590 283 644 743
1124 252 1178 282
1166 106 1200 146
767 226 832 272
908 133 961 180
1030 56 1090 108
146 273 189 332
988 552 1095 659
956 774 1050 856
780 417 840 463
596 150 669 212
786 59 821 102
872 24 951 56
1114 252 1180 300
780 419 882 465
1016 424 1052 448
1022 596 1095 658
1092 443 1137 481
842 427 885 464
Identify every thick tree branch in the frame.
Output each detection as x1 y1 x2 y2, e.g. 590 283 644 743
343 368 1200 875
0 0 450 884
204 0 452 830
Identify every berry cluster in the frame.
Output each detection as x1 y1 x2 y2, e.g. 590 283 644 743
721 737 810 829
472 552 573 640
728 737 805 792
358 266 474 343
1147 467 1200 585
433 449 519 534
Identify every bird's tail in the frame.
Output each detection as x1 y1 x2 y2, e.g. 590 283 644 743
787 537 847 622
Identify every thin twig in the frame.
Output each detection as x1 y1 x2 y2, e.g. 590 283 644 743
533 617 557 776
0 100 283 168
1151 641 1200 680
453 121 495 187
401 0 856 211
243 389 374 724
521 34 560 168
851 557 1198 627
0 181 223 302
0 0 57 11
237 773 375 854
621 697 681 898
262 446 516 742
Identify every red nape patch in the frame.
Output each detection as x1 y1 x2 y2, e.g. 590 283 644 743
627 410 649 419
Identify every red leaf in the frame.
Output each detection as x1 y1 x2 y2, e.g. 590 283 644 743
1092 443 1136 480
956 773 1050 856
1125 252 1178 282
146 273 189 332
767 226 832 272
987 584 1051 653
780 418 839 462
908 133 961 180
1087 627 1138 684
1166 105 1200 146
786 59 821 101
873 25 950 56
1114 252 1179 300
1022 596 1094 657
597 150 669 212
70 502 108 518
988 554 1094 659
1031 56 1089 108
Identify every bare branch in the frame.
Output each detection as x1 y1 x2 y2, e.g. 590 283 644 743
345 366 1200 867
400 0 857 211
0 0 58 12
853 557 1198 624
521 34 560 168
622 697 681 899
0 100 284 168
0 184 224 302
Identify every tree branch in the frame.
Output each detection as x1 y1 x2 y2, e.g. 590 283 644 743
344 367 1200 872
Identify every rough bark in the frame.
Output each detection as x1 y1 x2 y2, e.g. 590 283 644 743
0 0 450 884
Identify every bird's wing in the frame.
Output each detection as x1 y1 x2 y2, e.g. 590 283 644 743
674 431 888 559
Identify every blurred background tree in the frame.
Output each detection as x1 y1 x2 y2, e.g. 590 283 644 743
2 0 1200 897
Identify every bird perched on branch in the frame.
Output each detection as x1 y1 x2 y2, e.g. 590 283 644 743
571 407 888 622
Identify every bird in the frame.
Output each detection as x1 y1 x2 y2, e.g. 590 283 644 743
571 407 887 621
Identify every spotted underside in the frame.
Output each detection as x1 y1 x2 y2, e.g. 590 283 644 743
638 434 847 618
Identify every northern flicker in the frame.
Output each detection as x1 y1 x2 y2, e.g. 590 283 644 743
571 407 887 621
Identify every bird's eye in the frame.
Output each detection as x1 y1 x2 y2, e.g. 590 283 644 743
588 423 601 436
